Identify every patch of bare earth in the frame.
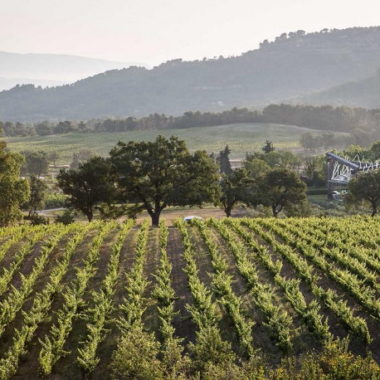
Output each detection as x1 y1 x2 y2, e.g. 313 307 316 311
142 227 160 333
166 227 196 347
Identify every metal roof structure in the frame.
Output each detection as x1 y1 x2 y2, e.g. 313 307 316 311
326 152 380 198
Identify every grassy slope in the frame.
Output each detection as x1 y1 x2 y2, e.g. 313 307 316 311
5 123 348 162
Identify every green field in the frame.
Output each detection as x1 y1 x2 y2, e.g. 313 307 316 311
5 123 347 163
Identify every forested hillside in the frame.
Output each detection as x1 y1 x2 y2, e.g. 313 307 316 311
2 27 380 121
296 72 380 108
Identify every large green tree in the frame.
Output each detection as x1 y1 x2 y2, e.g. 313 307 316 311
110 136 219 225
259 169 307 217
346 170 380 216
219 168 252 217
25 175 48 217
370 141 380 161
49 152 59 167
243 157 271 179
217 145 232 175
300 132 316 151
22 150 50 177
0 140 30 226
304 157 317 181
57 156 115 221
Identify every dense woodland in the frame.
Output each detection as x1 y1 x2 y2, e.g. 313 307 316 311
2 27 380 121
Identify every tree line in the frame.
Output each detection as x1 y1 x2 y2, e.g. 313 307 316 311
55 137 308 225
1 136 308 226
3 104 380 150
4 129 380 227
52 138 380 222
0 108 262 137
299 132 356 151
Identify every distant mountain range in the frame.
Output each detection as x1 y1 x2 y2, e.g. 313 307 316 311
0 51 148 90
2 27 380 121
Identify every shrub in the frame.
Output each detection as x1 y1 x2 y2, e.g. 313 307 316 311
45 193 67 209
270 337 380 380
111 326 165 380
189 326 235 373
55 209 75 225
285 201 312 217
161 339 190 379
29 213 49 225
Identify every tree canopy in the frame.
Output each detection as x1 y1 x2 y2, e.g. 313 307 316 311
219 168 252 217
0 139 30 226
217 145 232 175
110 135 219 225
57 156 115 221
346 170 380 216
25 175 47 217
259 169 307 217
21 150 50 177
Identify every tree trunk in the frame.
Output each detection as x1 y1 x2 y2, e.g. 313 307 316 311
224 200 236 218
371 203 377 217
86 209 93 222
272 205 278 218
225 205 232 218
151 211 160 226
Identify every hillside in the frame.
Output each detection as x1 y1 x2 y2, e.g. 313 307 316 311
5 123 349 162
2 27 380 121
0 217 379 379
295 72 380 108
0 51 147 89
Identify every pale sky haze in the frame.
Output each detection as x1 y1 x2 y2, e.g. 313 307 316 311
0 0 379 66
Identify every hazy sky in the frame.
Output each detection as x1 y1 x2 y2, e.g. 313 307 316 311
0 0 379 66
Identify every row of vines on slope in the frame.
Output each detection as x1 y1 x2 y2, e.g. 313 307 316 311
242 219 371 344
192 219 255 357
77 220 134 375
224 219 332 342
174 219 236 370
265 220 380 322
38 220 117 375
0 223 91 380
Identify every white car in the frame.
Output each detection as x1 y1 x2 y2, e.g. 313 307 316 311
332 191 343 201
183 216 204 222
